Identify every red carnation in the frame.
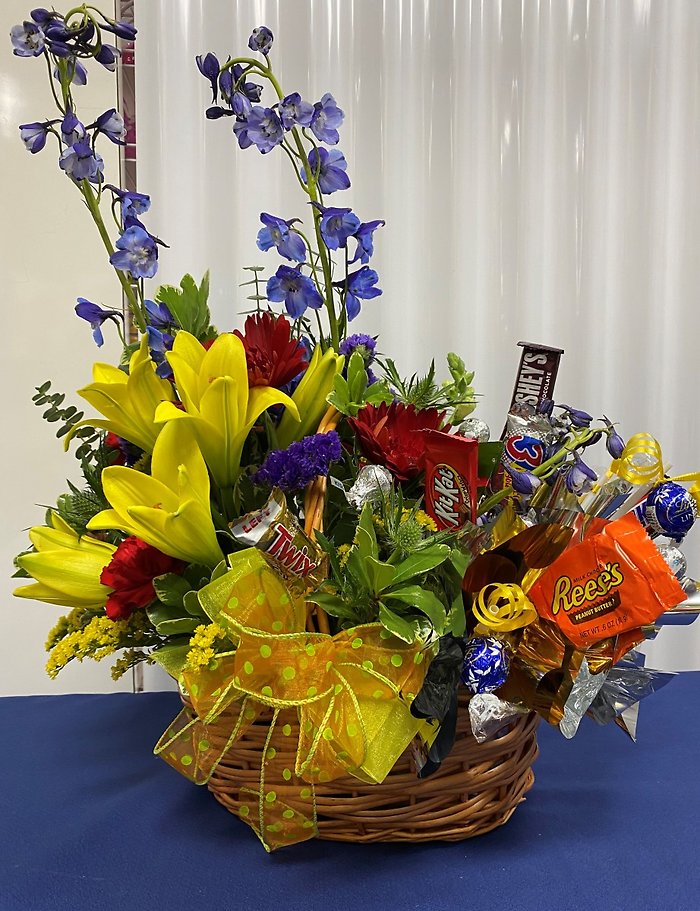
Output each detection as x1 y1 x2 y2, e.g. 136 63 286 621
347 402 446 482
234 312 308 388
100 537 185 621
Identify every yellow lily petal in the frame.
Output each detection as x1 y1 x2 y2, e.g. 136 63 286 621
247 385 300 426
198 333 248 422
92 362 128 384
166 331 207 414
87 508 137 535
127 501 222 566
13 581 106 609
151 420 211 510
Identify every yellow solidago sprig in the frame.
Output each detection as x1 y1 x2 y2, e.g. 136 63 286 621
45 610 152 679
153 331 300 489
88 420 224 567
184 621 228 673
69 336 176 453
14 512 116 610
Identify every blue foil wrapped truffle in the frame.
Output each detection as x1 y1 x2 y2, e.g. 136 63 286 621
642 481 698 540
460 636 510 694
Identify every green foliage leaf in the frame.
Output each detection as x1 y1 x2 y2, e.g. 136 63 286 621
377 603 420 643
314 531 342 583
356 502 378 560
365 556 398 595
390 544 451 586
147 604 201 636
155 271 211 338
306 589 361 621
152 573 193 609
445 595 467 637
386 585 446 632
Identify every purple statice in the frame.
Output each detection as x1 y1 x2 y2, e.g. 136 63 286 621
251 431 342 491
303 148 350 194
339 333 377 363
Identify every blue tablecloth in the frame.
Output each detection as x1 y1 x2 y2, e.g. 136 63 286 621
1 674 699 911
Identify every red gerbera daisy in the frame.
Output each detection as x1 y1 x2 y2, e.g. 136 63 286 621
234 312 308 388
347 402 446 482
100 537 185 621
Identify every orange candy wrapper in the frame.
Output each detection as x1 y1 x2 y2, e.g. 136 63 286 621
529 513 686 647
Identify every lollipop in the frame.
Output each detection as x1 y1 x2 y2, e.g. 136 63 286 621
641 481 698 540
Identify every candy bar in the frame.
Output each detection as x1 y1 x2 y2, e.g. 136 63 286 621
424 431 479 531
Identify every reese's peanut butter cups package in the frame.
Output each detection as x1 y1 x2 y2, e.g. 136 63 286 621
528 512 685 647
230 488 325 588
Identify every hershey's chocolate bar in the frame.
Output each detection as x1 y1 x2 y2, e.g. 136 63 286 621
509 341 564 412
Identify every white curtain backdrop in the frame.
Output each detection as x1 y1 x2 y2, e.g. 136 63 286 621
135 0 700 676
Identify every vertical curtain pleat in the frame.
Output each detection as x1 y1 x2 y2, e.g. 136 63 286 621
136 0 700 673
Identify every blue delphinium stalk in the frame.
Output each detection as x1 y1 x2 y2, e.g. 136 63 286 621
146 326 175 378
266 266 323 318
257 213 306 262
338 267 382 320
59 142 104 181
94 108 126 144
310 93 344 144
251 431 342 491
19 121 50 153
196 53 219 102
245 106 284 153
144 299 174 330
248 26 274 56
350 220 385 264
317 206 361 250
279 93 314 129
75 298 123 347
10 21 45 56
303 148 350 194
110 225 159 279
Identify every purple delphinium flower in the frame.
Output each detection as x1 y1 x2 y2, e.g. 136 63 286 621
121 191 151 220
337 266 382 320
537 398 555 418
146 326 174 378
279 92 314 130
75 298 122 347
196 52 220 103
60 111 85 145
10 21 45 57
266 265 323 318
109 225 158 279
245 106 284 153
248 26 273 56
251 431 342 491
350 219 385 264
257 213 305 262
310 93 344 145
558 404 593 428
101 20 137 41
95 109 126 144
144 299 174 330
19 122 49 153
233 117 252 149
59 142 104 182
303 147 350 195
505 465 541 496
95 43 120 71
230 64 262 104
565 454 597 494
603 416 625 459
29 9 56 26
316 206 360 250
53 59 88 86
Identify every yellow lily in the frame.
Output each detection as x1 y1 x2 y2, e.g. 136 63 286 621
71 336 176 452
276 344 344 448
153 331 300 488
14 513 116 609
87 420 224 568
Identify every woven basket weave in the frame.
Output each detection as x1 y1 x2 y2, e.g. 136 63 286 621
200 695 539 843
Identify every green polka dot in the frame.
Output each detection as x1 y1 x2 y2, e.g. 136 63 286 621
228 596 239 608
190 683 200 697
261 685 273 697
181 754 193 766
391 654 403 667
318 771 331 783
362 659 374 670
266 822 282 833
325 660 333 671
256 591 267 605
266 791 277 803
414 652 424 664
306 686 317 698
283 808 295 820
346 723 358 738
336 751 349 761
260 644 272 658
209 658 219 670
373 689 384 700
282 723 292 736
244 707 256 720
302 819 315 828
272 620 283 632
233 678 241 688
279 593 289 605
351 637 363 649
282 666 296 681
380 628 392 639
212 687 222 697
303 720 313 734
282 768 292 781
305 644 316 657
323 727 334 741
300 787 312 799
244 661 254 675
239 805 250 817
198 739 210 751
333 683 343 695
266 747 277 760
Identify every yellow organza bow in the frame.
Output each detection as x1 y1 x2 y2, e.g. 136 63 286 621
155 549 426 850
611 433 700 508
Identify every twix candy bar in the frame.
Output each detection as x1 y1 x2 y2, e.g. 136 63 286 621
230 488 325 586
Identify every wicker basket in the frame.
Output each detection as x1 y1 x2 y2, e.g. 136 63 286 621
197 695 539 843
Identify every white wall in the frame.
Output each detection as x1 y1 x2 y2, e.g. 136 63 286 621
135 0 700 672
1 0 131 694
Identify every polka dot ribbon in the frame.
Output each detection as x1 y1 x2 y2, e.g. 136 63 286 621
473 583 537 633
154 549 425 851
